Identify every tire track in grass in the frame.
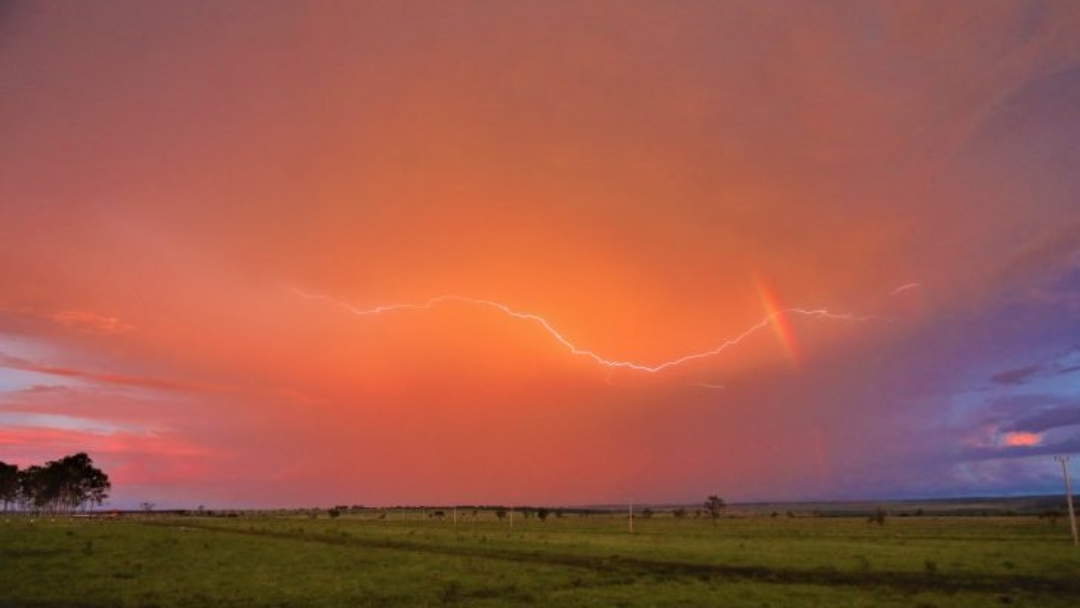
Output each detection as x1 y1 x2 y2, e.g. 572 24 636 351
141 520 1080 597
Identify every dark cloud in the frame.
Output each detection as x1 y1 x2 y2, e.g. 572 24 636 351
991 364 1042 385
989 345 1080 385
960 434 1080 461
1005 404 1080 433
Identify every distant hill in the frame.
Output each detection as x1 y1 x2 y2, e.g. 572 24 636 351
728 495 1070 517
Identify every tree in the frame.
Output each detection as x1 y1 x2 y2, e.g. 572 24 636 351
705 495 725 525
495 508 507 521
672 507 687 519
7 453 110 513
54 453 111 512
537 507 550 521
0 462 18 512
19 465 46 511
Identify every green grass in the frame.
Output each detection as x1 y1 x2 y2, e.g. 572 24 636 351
2 513 1078 607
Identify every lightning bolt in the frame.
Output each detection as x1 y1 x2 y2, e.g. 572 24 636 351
890 282 921 296
290 287 890 374
691 382 727 390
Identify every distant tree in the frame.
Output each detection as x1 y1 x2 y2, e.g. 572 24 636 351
640 508 654 519
1039 510 1061 525
0 462 18 512
495 508 507 521
705 495 725 525
672 507 687 519
537 507 550 521
868 506 887 526
141 502 155 513
328 508 341 518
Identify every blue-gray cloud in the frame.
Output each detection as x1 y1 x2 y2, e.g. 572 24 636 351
1005 404 1080 433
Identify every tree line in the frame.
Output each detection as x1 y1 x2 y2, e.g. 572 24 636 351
0 453 111 513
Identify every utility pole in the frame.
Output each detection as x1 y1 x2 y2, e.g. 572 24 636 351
1055 455 1078 546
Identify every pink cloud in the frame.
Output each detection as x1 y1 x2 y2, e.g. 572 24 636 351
0 352 229 393
48 310 135 334
1001 431 1043 447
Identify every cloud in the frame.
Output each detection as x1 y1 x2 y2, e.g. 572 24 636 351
48 310 135 334
1005 404 1080 434
961 435 1080 461
0 411 149 435
0 351 224 393
992 365 1042 385
0 302 135 334
989 346 1080 385
1000 431 1042 447
1000 218 1080 287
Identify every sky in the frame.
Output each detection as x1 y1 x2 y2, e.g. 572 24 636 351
1 0 1079 509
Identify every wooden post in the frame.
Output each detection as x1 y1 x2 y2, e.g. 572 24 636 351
1055 455 1078 546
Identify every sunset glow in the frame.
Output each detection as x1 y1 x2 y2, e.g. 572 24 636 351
2 1 1079 508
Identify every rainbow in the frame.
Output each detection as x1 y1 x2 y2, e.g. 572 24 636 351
756 276 802 371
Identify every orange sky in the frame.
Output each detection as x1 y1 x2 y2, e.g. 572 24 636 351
2 1 1080 507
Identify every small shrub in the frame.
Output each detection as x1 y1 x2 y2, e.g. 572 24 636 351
439 580 462 604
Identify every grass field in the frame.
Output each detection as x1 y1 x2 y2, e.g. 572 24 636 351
2 511 1079 607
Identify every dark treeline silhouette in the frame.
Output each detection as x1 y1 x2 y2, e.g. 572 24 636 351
0 453 110 514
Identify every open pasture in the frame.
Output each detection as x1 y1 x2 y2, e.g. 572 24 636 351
2 512 1078 607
